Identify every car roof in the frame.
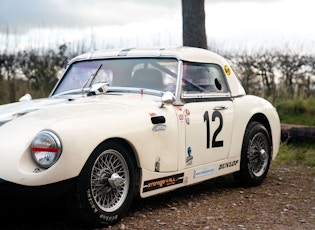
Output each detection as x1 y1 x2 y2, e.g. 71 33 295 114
65 47 246 97
68 46 227 65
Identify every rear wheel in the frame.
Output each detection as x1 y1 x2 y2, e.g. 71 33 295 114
234 122 272 186
72 141 138 227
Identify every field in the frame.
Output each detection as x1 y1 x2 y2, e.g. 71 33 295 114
275 98 315 126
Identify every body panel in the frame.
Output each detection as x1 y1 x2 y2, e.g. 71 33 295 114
0 94 180 185
183 100 234 168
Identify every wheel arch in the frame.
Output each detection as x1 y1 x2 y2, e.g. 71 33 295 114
97 137 141 169
77 137 141 185
94 137 141 198
248 113 273 148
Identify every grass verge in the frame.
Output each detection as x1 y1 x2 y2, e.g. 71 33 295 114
274 98 315 126
276 142 315 167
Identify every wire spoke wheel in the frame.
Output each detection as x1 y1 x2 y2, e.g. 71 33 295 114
91 149 129 212
234 122 271 186
74 141 137 227
247 132 270 177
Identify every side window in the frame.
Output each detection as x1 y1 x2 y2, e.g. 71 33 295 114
182 62 228 94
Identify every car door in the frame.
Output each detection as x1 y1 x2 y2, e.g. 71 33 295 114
181 62 234 168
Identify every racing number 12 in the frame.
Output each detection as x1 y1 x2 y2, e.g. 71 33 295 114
203 111 224 149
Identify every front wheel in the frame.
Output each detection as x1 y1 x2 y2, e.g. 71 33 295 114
234 122 272 186
72 141 138 227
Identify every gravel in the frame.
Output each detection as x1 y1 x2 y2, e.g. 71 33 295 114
1 162 314 230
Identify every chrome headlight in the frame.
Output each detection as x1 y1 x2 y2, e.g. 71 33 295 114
31 131 62 169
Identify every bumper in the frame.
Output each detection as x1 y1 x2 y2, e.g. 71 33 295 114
0 177 76 200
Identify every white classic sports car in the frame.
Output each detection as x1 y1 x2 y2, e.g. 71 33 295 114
0 47 280 227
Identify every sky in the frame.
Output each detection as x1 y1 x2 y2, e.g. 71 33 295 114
0 0 314 54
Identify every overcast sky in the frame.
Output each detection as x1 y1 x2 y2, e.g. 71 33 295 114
0 0 314 53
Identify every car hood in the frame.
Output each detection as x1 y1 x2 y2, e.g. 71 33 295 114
0 93 163 155
0 97 69 126
0 93 161 128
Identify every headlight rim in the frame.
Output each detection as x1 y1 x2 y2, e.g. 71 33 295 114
31 130 62 169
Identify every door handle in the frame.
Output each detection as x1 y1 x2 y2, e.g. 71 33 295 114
213 106 228 110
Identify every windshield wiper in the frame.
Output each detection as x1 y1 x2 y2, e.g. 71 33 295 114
81 64 103 94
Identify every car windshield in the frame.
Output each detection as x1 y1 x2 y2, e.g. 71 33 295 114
52 58 179 96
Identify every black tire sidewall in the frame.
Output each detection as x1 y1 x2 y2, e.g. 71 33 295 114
238 122 271 186
76 141 137 226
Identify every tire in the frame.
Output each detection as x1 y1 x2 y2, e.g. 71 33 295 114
234 122 271 187
72 141 138 227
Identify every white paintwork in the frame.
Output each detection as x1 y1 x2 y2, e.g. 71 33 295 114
0 47 280 199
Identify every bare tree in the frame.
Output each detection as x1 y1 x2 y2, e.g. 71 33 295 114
1 53 19 102
182 0 207 49
231 54 257 94
276 53 306 86
19 44 68 97
253 52 276 97
275 52 308 97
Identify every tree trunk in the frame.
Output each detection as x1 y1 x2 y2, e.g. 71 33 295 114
281 124 315 143
9 80 15 103
182 0 207 49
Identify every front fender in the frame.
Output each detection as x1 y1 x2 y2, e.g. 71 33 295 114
0 103 179 186
229 95 280 159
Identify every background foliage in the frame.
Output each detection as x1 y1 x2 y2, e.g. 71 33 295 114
0 42 314 125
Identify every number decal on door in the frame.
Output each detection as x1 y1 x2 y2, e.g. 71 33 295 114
212 111 223 147
203 111 210 148
203 111 224 148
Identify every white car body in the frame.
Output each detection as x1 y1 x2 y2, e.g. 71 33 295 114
0 47 280 226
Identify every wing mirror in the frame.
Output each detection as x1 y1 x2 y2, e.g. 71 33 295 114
88 83 109 96
19 93 32 102
161 91 175 106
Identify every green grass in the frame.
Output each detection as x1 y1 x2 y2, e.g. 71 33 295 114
272 98 315 169
276 142 315 167
274 98 315 126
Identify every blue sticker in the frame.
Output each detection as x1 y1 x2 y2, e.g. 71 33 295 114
186 147 193 165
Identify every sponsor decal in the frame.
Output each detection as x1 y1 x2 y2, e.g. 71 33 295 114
183 176 188 185
186 147 193 166
175 106 184 122
175 107 190 124
218 160 239 170
174 106 183 112
224 65 231 76
152 124 166 132
194 167 214 178
143 173 184 192
185 117 190 125
178 114 184 121
184 108 190 125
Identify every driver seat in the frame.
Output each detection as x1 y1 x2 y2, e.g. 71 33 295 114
131 69 164 90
